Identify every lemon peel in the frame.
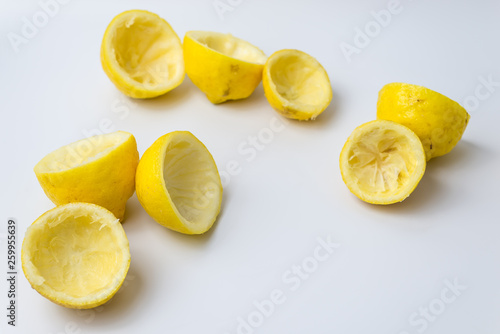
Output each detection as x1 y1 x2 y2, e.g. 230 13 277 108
340 120 426 204
136 131 223 234
377 82 470 160
34 131 139 220
22 203 130 309
263 49 332 120
184 31 266 104
101 10 184 98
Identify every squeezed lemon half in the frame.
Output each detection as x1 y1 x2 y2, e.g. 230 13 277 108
263 49 332 120
101 10 184 98
22 203 130 309
136 131 223 234
34 131 139 220
183 31 267 103
377 83 470 160
340 120 426 204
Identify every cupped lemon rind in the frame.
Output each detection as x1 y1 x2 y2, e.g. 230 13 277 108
340 120 426 205
101 9 184 99
21 203 130 309
183 31 267 104
34 131 139 220
263 49 332 121
136 131 223 235
377 82 470 160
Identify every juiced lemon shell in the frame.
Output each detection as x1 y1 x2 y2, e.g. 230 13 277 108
340 120 426 204
136 131 223 234
101 10 184 98
183 31 267 104
377 82 470 160
34 131 139 220
21 203 130 309
263 49 332 121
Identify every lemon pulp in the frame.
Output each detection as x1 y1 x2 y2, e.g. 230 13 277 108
270 53 330 106
113 15 181 87
349 129 417 194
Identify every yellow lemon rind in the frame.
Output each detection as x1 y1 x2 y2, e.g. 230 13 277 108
135 131 223 235
183 31 266 104
340 120 426 205
101 10 184 99
21 203 130 309
34 131 139 221
377 82 470 160
263 49 332 121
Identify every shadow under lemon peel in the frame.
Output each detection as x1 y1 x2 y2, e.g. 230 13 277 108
362 140 479 215
121 193 143 224
425 140 482 171
132 76 196 111
132 185 229 249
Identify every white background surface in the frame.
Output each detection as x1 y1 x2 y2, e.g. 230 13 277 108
1 0 500 333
